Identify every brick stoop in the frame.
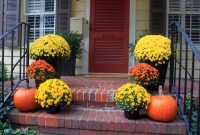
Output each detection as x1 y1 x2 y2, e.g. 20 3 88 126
8 76 187 134
18 76 171 108
8 107 186 135
18 76 128 108
61 76 128 108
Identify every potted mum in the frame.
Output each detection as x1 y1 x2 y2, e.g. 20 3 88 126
35 79 72 114
29 34 71 77
134 35 171 87
26 60 56 88
57 31 83 76
114 83 151 119
129 63 159 91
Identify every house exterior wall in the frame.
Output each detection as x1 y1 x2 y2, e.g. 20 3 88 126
70 0 86 74
0 1 34 77
135 0 150 40
71 0 150 40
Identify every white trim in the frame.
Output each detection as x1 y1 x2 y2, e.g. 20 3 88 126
82 0 90 74
24 12 55 16
129 0 136 67
82 0 136 74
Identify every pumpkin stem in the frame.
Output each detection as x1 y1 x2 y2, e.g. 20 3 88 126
158 85 163 96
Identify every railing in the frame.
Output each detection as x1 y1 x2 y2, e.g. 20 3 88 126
0 22 30 109
170 21 200 135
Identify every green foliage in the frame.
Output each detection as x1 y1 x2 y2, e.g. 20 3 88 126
0 98 39 135
57 31 84 59
129 30 149 56
0 101 13 121
129 43 135 56
178 94 198 135
0 62 9 81
0 121 39 135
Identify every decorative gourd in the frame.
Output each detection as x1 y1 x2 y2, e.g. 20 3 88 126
14 87 38 111
147 86 178 122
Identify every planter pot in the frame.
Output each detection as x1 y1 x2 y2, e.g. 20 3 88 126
144 84 159 91
35 80 46 89
140 60 169 90
43 57 76 77
46 105 61 114
124 110 140 120
43 58 62 79
58 56 76 76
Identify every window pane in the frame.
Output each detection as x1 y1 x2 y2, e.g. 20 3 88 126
44 29 54 35
191 30 200 44
192 15 200 29
185 0 200 12
27 15 40 29
169 0 181 12
45 0 54 12
44 15 54 28
185 15 200 44
26 0 41 13
27 15 40 42
30 30 40 42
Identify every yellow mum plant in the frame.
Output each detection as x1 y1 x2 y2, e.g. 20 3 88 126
134 35 171 65
35 79 72 108
30 34 71 60
114 83 150 111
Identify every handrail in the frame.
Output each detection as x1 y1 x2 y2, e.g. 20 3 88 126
0 22 29 39
170 20 200 135
0 22 30 109
174 22 200 62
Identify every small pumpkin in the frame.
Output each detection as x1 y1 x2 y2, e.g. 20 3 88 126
147 86 178 122
14 87 38 111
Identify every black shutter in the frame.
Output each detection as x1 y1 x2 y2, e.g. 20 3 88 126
4 0 19 32
3 0 19 47
150 0 166 35
56 0 71 32
0 0 2 35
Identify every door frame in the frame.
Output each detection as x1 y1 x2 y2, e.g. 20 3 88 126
81 0 136 74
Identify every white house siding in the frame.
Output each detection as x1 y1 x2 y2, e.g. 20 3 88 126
0 48 34 77
135 0 150 40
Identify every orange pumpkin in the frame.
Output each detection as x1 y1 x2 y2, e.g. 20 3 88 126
147 86 178 122
14 87 38 111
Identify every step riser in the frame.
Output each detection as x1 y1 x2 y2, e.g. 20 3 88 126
72 101 116 108
12 125 185 135
72 90 115 103
8 108 186 135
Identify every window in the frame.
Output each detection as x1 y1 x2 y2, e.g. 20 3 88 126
25 0 56 42
167 0 200 45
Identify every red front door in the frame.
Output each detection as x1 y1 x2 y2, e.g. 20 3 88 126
89 0 130 73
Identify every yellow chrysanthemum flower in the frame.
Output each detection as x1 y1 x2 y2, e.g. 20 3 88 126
35 79 72 108
30 34 71 60
114 83 150 111
134 35 171 65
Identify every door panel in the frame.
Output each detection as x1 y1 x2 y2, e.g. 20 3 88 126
89 0 129 73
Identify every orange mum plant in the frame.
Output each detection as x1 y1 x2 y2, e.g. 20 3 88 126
26 60 56 81
129 63 159 86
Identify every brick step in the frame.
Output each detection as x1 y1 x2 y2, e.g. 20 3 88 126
8 106 186 135
18 76 128 108
15 76 199 109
